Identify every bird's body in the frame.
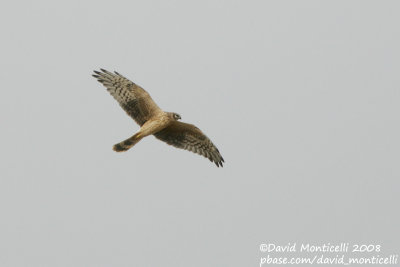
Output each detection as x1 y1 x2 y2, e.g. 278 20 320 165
138 112 175 137
113 111 175 152
92 69 224 167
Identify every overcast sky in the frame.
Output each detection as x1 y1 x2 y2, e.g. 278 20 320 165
1 1 399 266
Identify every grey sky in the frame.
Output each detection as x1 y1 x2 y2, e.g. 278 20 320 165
1 1 399 266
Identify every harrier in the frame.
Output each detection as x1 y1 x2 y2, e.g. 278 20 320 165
92 69 224 167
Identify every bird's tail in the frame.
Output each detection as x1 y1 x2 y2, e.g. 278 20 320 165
113 132 143 152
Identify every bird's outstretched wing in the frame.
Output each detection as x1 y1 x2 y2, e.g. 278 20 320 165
92 69 162 126
154 121 224 167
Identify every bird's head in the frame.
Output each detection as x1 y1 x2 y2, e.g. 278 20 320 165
169 112 181 121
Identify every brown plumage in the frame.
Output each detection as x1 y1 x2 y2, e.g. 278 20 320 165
92 69 224 167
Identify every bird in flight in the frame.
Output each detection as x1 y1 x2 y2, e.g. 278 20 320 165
92 69 224 167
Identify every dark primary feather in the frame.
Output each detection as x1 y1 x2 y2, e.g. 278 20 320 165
92 69 161 126
154 121 224 167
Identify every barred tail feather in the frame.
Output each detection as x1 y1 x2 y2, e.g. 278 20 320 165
113 133 143 152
